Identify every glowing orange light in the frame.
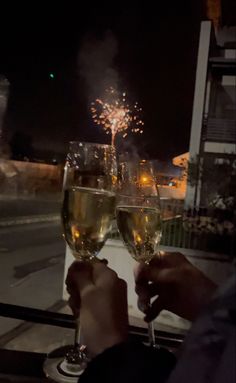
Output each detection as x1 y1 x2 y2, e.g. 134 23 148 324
134 231 142 243
72 225 80 240
140 174 152 185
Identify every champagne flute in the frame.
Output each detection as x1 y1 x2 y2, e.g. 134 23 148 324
116 159 162 347
44 142 117 383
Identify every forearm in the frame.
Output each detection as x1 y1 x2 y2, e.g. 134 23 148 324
80 341 176 383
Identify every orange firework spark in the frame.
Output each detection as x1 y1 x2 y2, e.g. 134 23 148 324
91 87 144 146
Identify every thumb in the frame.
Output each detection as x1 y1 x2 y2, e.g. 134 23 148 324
100 258 108 265
144 296 165 322
66 261 93 291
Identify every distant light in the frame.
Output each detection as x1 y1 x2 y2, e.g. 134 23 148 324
140 174 152 185
49 73 55 79
141 176 148 183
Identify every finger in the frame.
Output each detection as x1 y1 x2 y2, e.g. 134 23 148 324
151 268 177 285
150 252 189 268
144 297 165 322
137 264 177 286
66 261 85 287
66 261 93 291
66 283 81 307
136 252 167 270
135 263 161 313
117 278 128 319
147 283 160 297
118 278 128 297
66 282 80 299
134 252 188 284
135 277 148 294
146 252 172 269
100 258 108 265
136 283 160 313
135 280 150 313
93 262 118 286
137 294 149 313
68 296 80 318
136 282 160 298
135 279 149 311
134 256 165 285
137 297 149 313
134 262 149 284
135 265 161 285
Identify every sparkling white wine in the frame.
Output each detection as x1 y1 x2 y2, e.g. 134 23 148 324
62 187 115 260
116 206 162 263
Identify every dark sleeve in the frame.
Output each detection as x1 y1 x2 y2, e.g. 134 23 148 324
80 341 176 383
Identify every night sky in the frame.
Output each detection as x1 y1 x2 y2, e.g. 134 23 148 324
0 1 206 161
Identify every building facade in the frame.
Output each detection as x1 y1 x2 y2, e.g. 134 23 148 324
185 19 236 208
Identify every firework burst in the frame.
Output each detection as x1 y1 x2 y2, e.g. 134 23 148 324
91 87 144 146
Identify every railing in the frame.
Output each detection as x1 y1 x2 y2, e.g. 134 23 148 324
0 302 184 349
110 199 235 257
203 118 236 143
0 301 184 380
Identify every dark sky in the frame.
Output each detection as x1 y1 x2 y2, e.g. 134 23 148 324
0 1 206 160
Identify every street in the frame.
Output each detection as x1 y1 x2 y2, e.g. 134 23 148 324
0 221 65 338
0 196 61 219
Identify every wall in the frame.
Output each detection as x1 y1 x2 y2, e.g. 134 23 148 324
0 160 62 196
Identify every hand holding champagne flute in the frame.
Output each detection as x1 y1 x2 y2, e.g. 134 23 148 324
116 160 162 347
44 142 117 383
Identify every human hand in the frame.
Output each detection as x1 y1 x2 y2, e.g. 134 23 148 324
66 261 128 357
134 252 217 322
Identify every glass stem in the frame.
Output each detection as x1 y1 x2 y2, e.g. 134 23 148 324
148 320 156 347
74 318 81 348
145 259 157 348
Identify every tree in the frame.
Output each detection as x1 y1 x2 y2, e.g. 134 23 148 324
186 155 236 256
188 154 236 209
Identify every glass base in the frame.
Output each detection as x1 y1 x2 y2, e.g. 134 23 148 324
43 345 87 383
